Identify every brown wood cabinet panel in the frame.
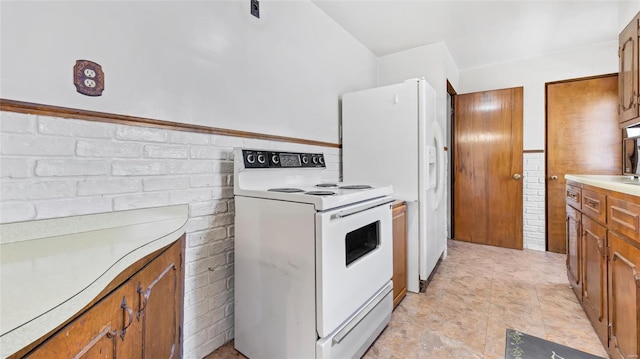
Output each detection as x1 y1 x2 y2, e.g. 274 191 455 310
566 184 582 210
136 236 184 358
24 282 136 359
581 216 608 343
608 195 640 242
19 236 185 359
392 201 407 308
582 188 607 225
608 230 640 359
619 13 640 126
566 176 640 358
566 205 582 300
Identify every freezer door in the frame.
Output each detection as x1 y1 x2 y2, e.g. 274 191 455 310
342 80 420 200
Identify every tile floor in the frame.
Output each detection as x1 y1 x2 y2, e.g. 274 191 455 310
205 239 608 359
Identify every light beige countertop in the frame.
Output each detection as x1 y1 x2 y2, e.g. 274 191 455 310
565 174 640 196
0 205 188 358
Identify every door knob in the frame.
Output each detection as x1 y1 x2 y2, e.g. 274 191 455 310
551 175 558 180
512 173 522 180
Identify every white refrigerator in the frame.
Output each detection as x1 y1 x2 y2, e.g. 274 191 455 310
342 78 447 293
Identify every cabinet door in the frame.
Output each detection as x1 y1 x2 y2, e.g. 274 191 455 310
392 203 407 308
566 205 581 300
608 230 640 359
25 282 139 359
581 216 608 342
619 15 639 125
136 236 184 359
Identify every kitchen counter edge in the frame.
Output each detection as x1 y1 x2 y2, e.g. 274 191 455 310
0 205 189 358
564 174 640 197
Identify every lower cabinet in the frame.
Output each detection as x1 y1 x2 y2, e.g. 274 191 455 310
137 235 184 359
392 201 407 308
566 181 640 358
581 216 608 342
18 236 185 359
25 281 136 359
566 204 582 300
608 230 640 359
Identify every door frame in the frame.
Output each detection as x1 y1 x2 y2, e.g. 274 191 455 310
446 79 457 239
544 73 620 251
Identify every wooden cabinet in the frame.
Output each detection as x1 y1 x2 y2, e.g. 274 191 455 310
607 192 640 359
15 236 184 359
566 182 640 358
134 234 183 359
392 201 407 308
566 204 582 300
24 281 136 359
607 230 640 359
581 216 608 342
619 12 640 126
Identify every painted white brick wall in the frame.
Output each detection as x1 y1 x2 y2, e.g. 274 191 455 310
523 152 546 251
0 111 340 359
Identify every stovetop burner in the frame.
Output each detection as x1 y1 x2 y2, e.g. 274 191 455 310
316 183 338 188
305 191 336 196
268 188 305 193
340 185 373 190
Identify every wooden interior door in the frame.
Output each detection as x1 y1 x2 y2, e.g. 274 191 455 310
546 75 620 253
453 87 523 249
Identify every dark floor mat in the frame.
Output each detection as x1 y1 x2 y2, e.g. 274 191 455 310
505 329 605 359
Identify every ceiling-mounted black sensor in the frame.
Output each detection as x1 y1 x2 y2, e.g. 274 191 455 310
251 0 259 18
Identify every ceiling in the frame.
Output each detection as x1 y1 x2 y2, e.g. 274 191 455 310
311 1 621 70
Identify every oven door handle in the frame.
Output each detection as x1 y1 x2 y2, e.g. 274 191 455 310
330 197 394 220
332 281 393 345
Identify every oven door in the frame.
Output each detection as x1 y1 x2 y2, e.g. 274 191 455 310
315 197 393 337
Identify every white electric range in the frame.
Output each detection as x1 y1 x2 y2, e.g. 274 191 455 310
233 148 394 359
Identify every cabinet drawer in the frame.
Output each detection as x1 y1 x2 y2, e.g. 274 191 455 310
581 189 606 223
608 195 640 242
566 184 582 208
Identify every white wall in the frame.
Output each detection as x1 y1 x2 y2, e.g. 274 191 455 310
619 1 640 31
378 42 459 95
522 152 546 251
459 41 618 150
0 1 377 144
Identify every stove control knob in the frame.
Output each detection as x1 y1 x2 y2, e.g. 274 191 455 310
271 154 280 164
319 156 325 165
302 156 309 164
312 156 319 164
257 154 266 164
246 153 256 164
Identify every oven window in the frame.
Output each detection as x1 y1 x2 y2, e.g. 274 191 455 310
345 221 380 266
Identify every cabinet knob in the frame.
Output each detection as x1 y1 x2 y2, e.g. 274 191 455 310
551 175 558 180
512 173 522 180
